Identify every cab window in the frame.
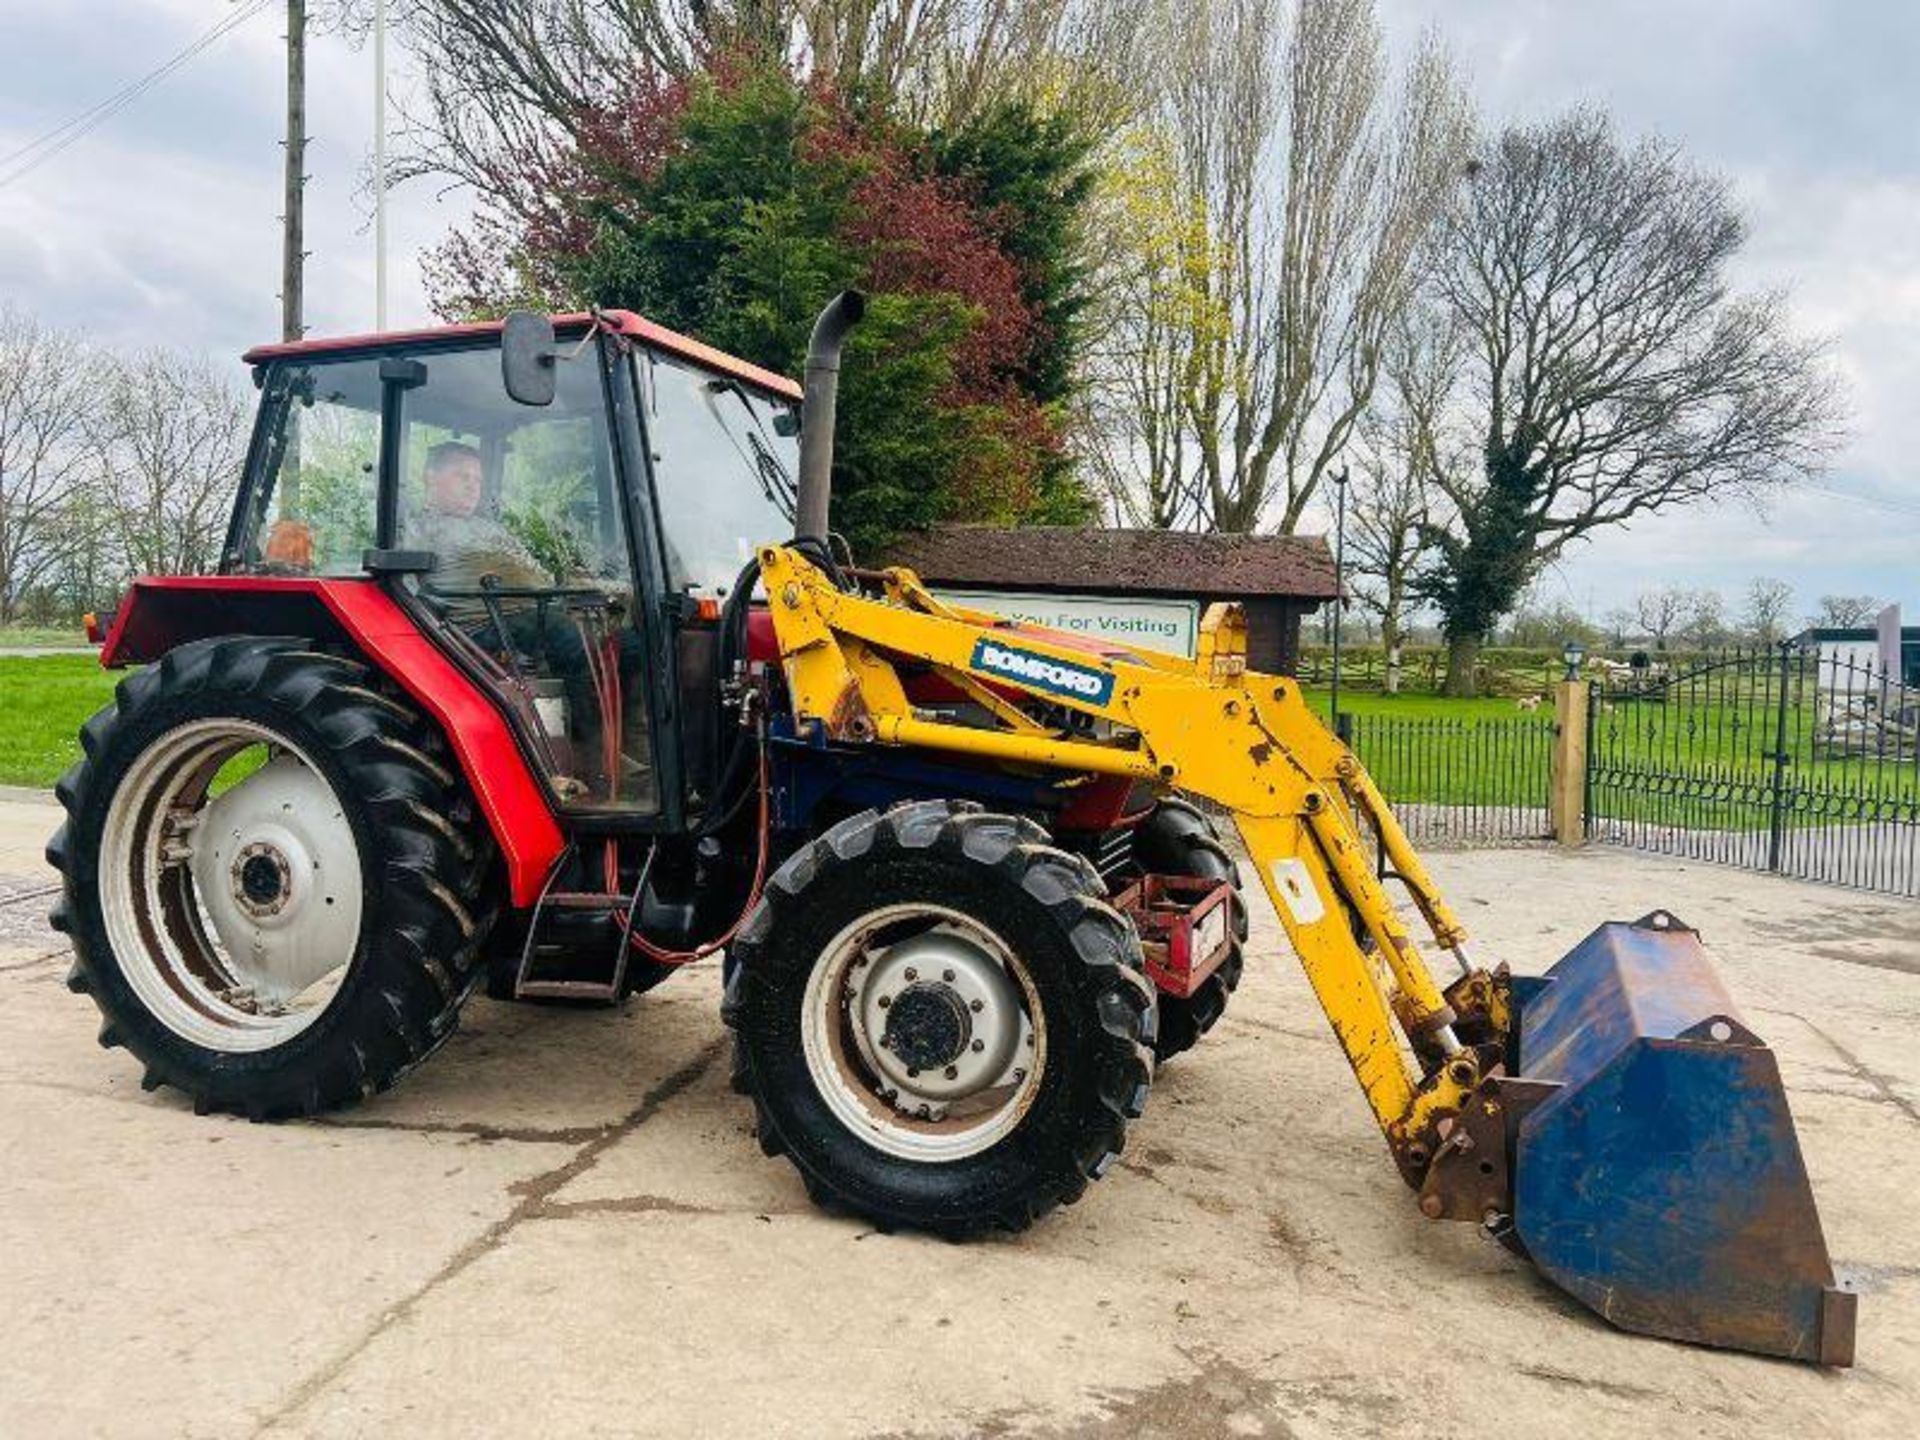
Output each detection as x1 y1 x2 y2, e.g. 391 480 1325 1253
639 348 798 596
235 358 382 576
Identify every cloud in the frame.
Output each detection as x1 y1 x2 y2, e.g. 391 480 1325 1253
1379 0 1920 616
0 0 1912 621
0 1 467 360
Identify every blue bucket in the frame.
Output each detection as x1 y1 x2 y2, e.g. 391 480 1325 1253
1510 912 1856 1365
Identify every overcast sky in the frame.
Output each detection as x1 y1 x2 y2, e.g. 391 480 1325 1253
1 1 1914 625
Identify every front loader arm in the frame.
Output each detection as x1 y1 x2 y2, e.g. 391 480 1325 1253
759 546 1503 1182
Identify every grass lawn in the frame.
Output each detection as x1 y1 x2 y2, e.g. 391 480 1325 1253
1301 688 1526 724
1 660 1911 834
1303 685 1920 828
0 655 117 789
0 625 88 650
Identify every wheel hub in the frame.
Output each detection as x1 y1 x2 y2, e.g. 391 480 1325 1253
801 900 1047 1163
185 751 363 1010
235 843 293 915
851 927 1030 1117
882 984 972 1071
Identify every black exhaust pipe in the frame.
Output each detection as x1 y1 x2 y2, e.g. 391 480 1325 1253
795 290 866 545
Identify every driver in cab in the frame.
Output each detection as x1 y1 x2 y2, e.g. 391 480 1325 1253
410 440 631 800
412 441 547 627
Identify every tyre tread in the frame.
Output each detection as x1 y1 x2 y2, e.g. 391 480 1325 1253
48 635 499 1118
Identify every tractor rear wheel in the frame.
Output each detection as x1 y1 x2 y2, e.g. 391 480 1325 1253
724 801 1157 1235
48 636 497 1118
1130 798 1247 1063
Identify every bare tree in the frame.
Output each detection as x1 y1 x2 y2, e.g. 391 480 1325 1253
1631 588 1690 649
1343 310 1457 689
1078 126 1206 529
1090 0 1469 535
1345 459 1426 689
88 351 250 578
1741 577 1795 645
390 1 1157 200
0 308 94 624
1680 589 1727 649
1811 594 1883 629
1418 111 1844 695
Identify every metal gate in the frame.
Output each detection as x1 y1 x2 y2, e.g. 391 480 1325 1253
1344 711 1554 847
1587 644 1920 897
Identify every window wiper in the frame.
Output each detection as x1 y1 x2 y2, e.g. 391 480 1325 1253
746 429 797 514
705 378 798 518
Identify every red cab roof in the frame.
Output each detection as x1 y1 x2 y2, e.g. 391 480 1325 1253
241 309 803 402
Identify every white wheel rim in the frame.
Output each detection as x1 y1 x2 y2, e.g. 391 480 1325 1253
98 718 364 1053
801 903 1046 1163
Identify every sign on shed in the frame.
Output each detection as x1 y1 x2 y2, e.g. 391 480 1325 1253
931 589 1199 657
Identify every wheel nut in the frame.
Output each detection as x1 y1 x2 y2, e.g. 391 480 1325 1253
944 1066 958 1079
970 1039 984 1053
877 995 891 1009
904 967 918 981
943 969 956 983
907 1067 920 1078
970 999 984 1013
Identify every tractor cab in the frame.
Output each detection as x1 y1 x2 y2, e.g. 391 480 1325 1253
220 313 802 819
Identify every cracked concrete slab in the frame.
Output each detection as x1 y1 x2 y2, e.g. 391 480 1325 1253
3 793 1918 1437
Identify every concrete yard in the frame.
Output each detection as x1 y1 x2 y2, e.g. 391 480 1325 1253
2 790 1915 1438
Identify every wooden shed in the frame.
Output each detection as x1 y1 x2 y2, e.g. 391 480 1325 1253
880 524 1339 676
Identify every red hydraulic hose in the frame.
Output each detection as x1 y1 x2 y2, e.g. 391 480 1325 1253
612 745 773 967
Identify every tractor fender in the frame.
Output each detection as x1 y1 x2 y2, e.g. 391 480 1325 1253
101 576 564 905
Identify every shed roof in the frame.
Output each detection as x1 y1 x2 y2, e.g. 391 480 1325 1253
880 524 1339 601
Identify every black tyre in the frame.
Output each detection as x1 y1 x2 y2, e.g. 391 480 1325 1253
48 636 498 1118
1130 798 1247 1062
723 800 1157 1235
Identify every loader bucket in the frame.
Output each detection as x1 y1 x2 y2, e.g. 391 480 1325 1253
1507 912 1857 1365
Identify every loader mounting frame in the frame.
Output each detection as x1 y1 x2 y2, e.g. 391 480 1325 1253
759 545 1496 1183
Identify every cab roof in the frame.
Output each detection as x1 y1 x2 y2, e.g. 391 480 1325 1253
241 309 803 403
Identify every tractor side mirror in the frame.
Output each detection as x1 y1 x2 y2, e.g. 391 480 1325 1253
501 311 557 407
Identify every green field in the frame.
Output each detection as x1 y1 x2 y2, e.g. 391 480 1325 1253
0 625 88 650
1302 686 1920 829
1302 689 1529 724
0 655 116 788
0 659 1913 835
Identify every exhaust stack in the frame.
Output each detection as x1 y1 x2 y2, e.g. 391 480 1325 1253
794 290 866 545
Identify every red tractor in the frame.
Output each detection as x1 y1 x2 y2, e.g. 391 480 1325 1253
49 296 1854 1365
50 299 1235 1229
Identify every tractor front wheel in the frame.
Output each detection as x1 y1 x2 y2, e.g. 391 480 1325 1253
48 637 497 1117
1130 798 1248 1062
724 801 1157 1235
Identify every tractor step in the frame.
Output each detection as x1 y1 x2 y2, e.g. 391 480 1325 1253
512 898 632 1002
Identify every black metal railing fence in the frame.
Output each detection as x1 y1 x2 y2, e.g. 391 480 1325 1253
1587 642 1920 898
1343 711 1555 847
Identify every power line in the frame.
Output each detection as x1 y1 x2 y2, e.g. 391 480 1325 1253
1804 481 1920 520
0 0 274 190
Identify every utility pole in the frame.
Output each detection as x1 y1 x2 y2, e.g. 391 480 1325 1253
1330 464 1351 742
374 0 388 329
281 0 307 509
281 0 307 345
